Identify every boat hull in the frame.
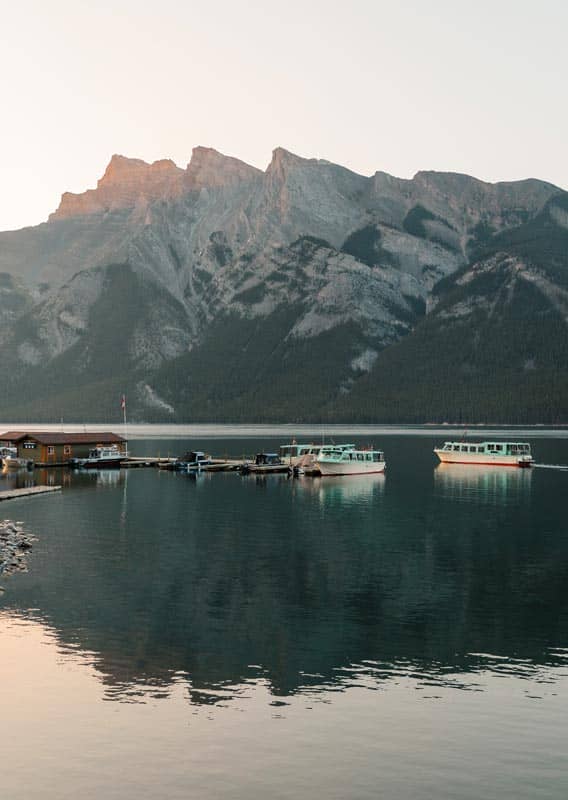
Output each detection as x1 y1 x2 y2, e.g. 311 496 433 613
2 457 31 470
71 457 124 468
317 460 386 476
434 450 533 467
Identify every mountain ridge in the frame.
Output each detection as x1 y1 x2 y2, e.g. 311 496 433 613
0 146 565 423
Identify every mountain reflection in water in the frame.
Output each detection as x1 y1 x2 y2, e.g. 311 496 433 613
0 436 567 707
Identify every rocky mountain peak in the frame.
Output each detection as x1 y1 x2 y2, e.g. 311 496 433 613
100 154 181 185
184 147 261 191
266 147 318 180
50 155 185 221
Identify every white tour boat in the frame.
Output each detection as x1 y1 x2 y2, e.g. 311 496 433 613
434 440 533 467
316 447 386 476
279 442 355 468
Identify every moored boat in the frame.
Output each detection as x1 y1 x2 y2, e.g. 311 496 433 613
279 442 355 468
241 453 288 474
316 447 386 476
174 451 211 471
0 446 33 470
70 444 127 468
433 440 533 467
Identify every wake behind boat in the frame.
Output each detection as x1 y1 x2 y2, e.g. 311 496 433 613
434 440 533 467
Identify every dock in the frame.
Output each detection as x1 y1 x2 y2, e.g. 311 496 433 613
0 485 62 502
122 457 177 468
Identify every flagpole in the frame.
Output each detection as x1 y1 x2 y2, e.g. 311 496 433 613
121 394 128 457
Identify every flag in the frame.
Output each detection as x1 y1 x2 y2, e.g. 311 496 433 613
121 394 126 411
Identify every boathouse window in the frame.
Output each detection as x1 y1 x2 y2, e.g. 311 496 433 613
23 442 36 449
47 446 55 455
64 445 71 456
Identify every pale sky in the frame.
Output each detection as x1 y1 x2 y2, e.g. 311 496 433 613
1 0 566 232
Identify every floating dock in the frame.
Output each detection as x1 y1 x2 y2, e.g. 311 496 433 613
0 485 62 502
122 457 177 468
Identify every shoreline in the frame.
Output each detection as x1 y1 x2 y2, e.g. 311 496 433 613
0 423 567 440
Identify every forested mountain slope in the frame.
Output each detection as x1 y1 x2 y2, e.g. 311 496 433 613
0 146 565 422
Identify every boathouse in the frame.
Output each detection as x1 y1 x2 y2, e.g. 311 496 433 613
0 431 127 466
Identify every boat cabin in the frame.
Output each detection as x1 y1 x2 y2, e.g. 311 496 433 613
255 453 282 466
279 443 319 460
439 441 531 456
176 451 211 470
180 451 208 463
0 446 18 460
318 444 356 456
320 449 385 463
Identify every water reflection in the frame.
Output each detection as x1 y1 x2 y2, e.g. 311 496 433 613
0 439 566 710
434 463 532 504
297 474 386 506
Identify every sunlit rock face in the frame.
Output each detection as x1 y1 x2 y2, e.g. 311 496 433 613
50 156 186 220
0 146 565 422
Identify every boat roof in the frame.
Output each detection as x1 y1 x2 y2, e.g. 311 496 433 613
441 440 530 446
321 448 384 456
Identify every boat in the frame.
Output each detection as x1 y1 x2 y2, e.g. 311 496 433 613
174 451 211 471
70 444 127 468
241 453 287 474
279 442 355 468
316 447 386 476
280 442 357 476
0 446 33 470
433 440 533 467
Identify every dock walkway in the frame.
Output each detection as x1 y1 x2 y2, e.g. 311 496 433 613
0 485 62 502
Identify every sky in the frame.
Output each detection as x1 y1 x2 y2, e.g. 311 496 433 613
1 0 566 231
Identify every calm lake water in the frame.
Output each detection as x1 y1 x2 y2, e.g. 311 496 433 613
1 429 568 799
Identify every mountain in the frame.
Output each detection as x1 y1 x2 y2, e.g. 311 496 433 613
0 146 565 423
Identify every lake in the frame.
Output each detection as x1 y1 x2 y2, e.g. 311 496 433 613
1 428 567 799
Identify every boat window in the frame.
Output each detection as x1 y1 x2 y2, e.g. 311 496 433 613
365 453 371 461
495 445 502 451
373 453 380 462
357 453 364 461
453 445 460 451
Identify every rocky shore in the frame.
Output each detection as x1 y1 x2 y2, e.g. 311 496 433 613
0 520 36 583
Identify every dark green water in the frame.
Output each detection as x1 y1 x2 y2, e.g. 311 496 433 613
1 433 567 799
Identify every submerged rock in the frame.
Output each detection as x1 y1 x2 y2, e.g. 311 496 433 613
0 520 37 578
